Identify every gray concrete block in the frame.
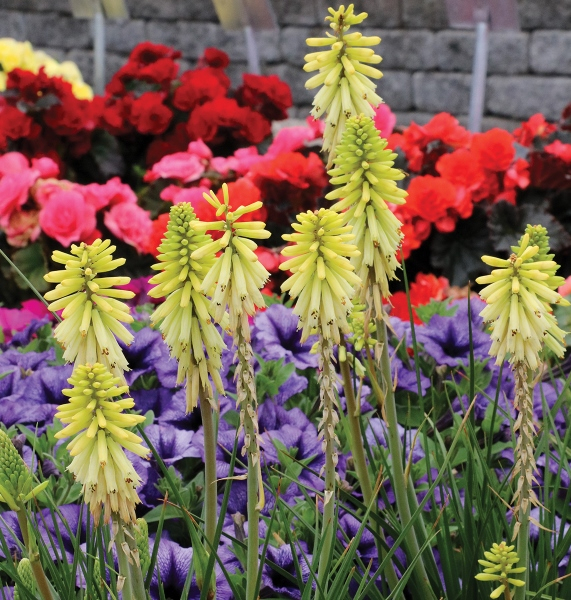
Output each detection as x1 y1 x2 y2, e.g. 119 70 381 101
394 111 436 126
66 49 127 86
518 0 571 30
21 12 91 50
364 29 436 70
146 21 219 59
280 26 329 65
435 30 475 72
379 70 412 110
348 0 401 27
402 0 447 29
412 72 472 113
274 0 323 26
487 75 571 120
0 10 27 40
126 0 217 21
488 31 528 74
267 63 316 105
105 20 146 54
0 0 70 12
530 30 571 74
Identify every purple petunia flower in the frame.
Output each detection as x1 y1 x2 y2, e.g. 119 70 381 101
417 298 489 368
252 304 317 370
120 327 171 385
259 541 313 599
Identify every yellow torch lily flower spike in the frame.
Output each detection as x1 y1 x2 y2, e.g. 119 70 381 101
280 208 360 344
305 4 383 163
55 363 149 525
44 239 135 376
194 183 271 598
148 203 226 413
194 183 271 337
475 542 526 599
326 114 406 309
476 230 569 370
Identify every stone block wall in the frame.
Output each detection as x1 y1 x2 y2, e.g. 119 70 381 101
1 0 571 130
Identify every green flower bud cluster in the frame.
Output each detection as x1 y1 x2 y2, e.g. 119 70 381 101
305 4 383 160
475 542 526 599
477 230 569 369
280 208 360 344
44 239 135 375
55 363 149 524
347 301 376 352
149 203 226 412
195 183 271 338
13 558 36 600
519 224 566 290
135 517 151 577
0 430 47 511
327 114 406 303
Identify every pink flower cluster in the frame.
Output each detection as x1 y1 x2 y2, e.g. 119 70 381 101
0 153 152 252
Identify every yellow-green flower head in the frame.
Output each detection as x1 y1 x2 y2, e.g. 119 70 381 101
55 363 149 525
347 300 376 352
518 224 566 290
192 183 271 337
148 203 226 412
135 517 151 576
14 558 36 600
305 4 383 162
280 208 360 344
44 239 135 376
475 542 526 599
326 114 406 300
0 430 47 511
476 231 570 369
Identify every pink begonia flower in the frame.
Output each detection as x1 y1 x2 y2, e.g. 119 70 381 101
0 152 29 176
0 299 52 343
30 157 60 179
144 152 205 183
0 170 39 227
104 202 153 253
187 139 213 161
160 185 210 206
374 103 397 137
5 208 40 248
82 176 138 211
210 147 263 176
559 276 571 297
33 179 76 207
39 189 97 247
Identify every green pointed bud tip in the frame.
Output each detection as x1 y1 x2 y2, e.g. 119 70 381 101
14 557 36 600
0 430 33 502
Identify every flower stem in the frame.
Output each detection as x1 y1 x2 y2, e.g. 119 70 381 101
235 326 262 600
339 342 401 596
113 515 134 600
124 522 148 600
376 315 436 599
17 508 54 600
513 363 535 600
316 336 339 600
200 387 218 546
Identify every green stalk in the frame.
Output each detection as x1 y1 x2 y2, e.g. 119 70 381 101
376 316 435 598
235 326 262 600
124 521 149 600
316 335 338 600
513 363 535 600
16 509 54 600
200 388 218 546
113 515 134 600
339 342 401 596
